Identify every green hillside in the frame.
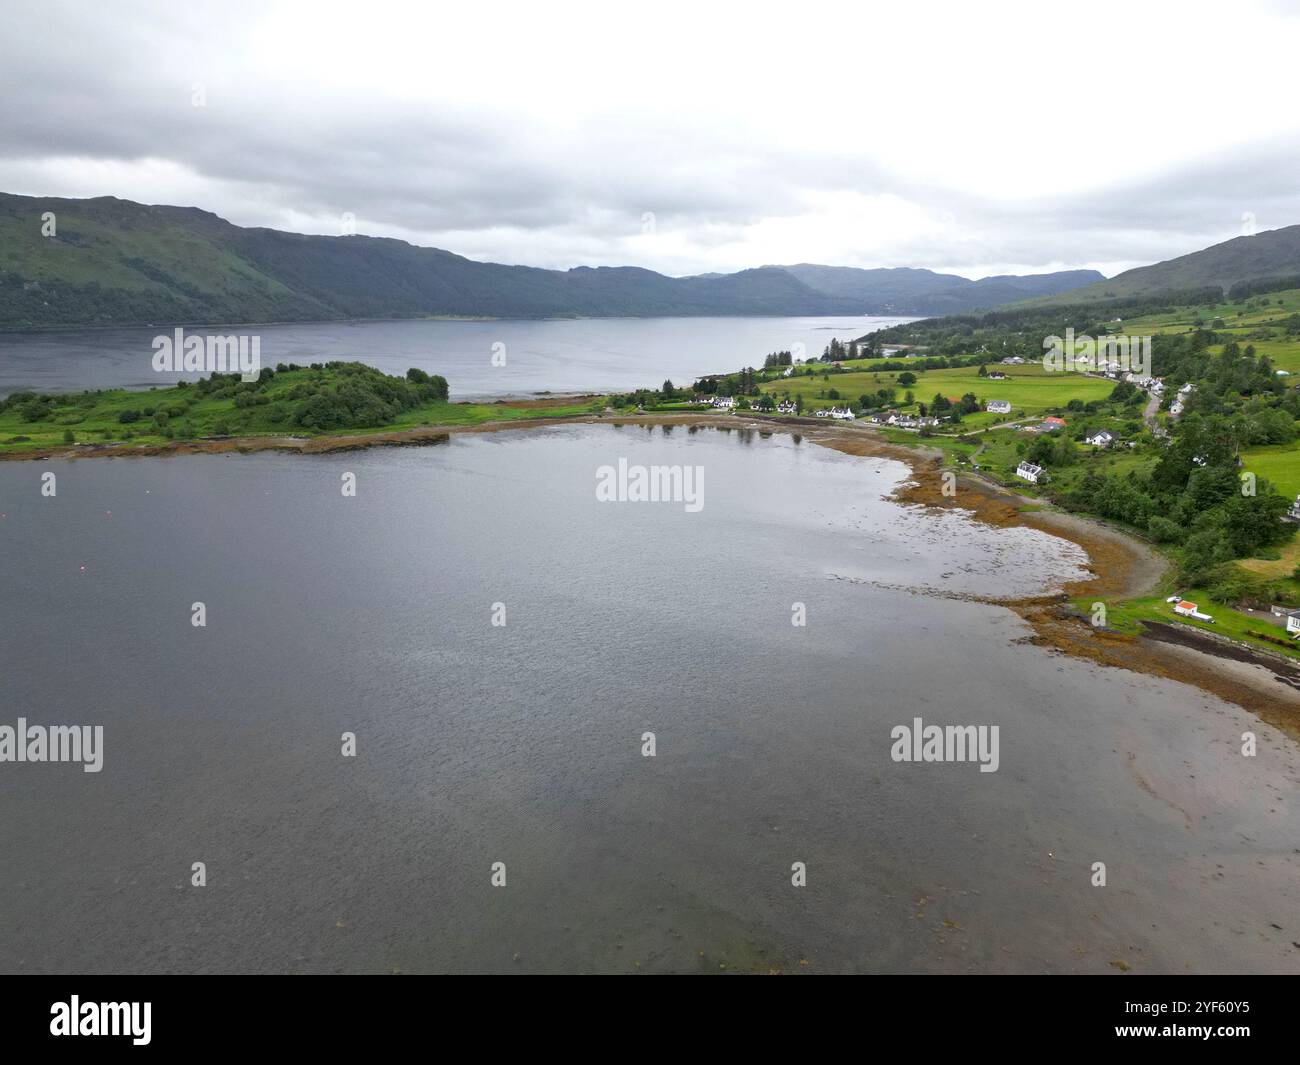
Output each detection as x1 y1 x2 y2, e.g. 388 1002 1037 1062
1025 225 1300 306
0 192 867 329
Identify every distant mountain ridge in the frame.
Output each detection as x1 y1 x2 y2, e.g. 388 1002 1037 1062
0 192 1105 329
777 263 1105 314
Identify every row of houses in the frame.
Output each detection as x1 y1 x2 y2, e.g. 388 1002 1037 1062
1169 382 1195 418
869 412 942 429
813 406 856 420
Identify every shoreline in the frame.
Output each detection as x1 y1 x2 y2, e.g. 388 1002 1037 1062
9 407 1299 740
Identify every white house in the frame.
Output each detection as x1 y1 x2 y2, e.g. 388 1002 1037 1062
1169 399 1184 416
782 367 794 377
1178 382 1195 396
1173 599 1214 622
1002 356 1025 365
1015 461 1044 484
776 400 797 414
1287 495 1300 521
1084 430 1114 447
1288 611 1300 637
986 399 1012 415
711 395 735 409
987 371 1007 380
828 406 855 421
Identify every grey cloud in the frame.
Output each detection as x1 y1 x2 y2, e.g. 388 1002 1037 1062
3 0 1298 278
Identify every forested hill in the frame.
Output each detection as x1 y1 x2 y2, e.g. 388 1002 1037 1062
0 193 863 328
0 192 1102 329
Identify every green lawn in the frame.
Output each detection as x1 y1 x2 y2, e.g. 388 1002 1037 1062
1240 441 1300 499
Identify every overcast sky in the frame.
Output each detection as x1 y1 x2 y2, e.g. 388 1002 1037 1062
4 0 1300 280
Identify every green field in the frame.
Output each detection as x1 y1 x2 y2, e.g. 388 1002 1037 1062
1121 286 1300 372
1241 441 1300 499
761 361 1115 423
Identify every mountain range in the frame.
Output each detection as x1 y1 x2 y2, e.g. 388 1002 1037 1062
5 192 1300 330
0 193 1102 329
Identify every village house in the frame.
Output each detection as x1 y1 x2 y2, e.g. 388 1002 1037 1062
829 406 855 420
1084 429 1114 447
1288 611 1300 638
1015 461 1044 484
1172 599 1214 622
1287 495 1300 522
776 400 797 414
710 395 735 409
986 399 1012 415
1001 356 1026 365
986 371 1007 380
1169 398 1185 416
1040 416 1067 431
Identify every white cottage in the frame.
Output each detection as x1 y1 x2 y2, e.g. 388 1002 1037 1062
1015 461 1045 484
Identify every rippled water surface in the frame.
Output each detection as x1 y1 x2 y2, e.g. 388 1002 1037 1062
0 315 914 399
1 425 1295 973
